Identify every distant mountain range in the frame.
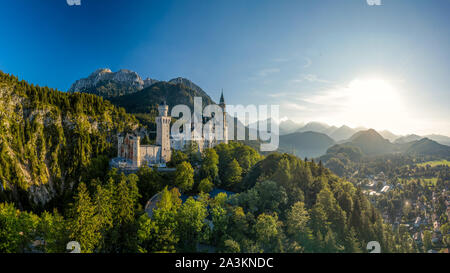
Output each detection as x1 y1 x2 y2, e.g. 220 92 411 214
325 129 450 158
276 119 450 147
278 124 450 159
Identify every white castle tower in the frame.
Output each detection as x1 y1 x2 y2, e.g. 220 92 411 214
156 101 171 163
219 91 228 144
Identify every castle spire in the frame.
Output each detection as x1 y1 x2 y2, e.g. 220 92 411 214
219 89 225 107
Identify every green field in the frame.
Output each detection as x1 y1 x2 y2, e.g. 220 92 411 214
416 160 450 168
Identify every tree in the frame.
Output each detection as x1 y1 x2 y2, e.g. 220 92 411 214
176 197 208 252
68 183 101 253
138 187 181 253
136 166 163 204
36 210 68 253
229 180 288 215
93 182 113 251
286 202 310 236
211 204 228 247
223 239 240 253
323 229 343 253
108 174 140 252
175 161 194 193
423 230 432 251
200 148 219 183
0 203 39 253
223 159 242 189
325 158 345 177
169 150 188 167
285 201 314 252
254 213 283 252
227 207 249 243
315 187 347 237
198 178 214 193
342 228 362 253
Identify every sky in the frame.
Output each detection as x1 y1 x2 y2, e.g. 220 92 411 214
0 0 449 136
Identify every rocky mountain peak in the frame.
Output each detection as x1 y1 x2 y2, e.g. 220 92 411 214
68 68 158 97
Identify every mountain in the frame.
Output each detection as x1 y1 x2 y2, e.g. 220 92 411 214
392 133 450 146
328 125 358 142
342 129 394 156
424 134 450 146
324 129 450 159
297 122 331 134
394 134 422 144
109 80 215 114
0 70 138 207
279 120 304 135
379 130 399 142
70 69 215 117
279 131 336 158
168 77 211 100
69 68 158 98
404 138 450 157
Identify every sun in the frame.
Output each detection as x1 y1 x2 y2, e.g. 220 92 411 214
347 78 400 110
339 77 407 131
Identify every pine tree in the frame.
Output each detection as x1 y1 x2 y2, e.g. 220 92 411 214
68 183 101 253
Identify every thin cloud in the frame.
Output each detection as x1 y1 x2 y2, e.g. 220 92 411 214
292 73 330 84
257 68 280 77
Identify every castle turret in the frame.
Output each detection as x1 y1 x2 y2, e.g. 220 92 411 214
156 101 171 163
219 91 228 144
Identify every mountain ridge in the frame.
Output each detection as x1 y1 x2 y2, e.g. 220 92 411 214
278 131 336 158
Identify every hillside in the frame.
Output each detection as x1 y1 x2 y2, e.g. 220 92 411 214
424 134 450 146
238 153 402 253
109 81 215 114
0 71 138 209
405 138 450 157
344 129 394 155
279 131 335 158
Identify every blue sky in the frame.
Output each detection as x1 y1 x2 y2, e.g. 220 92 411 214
0 0 449 135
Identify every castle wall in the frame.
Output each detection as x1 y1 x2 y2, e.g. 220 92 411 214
140 145 161 165
117 134 140 167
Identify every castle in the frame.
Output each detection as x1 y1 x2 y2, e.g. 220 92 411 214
110 94 228 170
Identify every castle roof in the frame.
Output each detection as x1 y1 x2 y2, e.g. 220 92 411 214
219 90 225 105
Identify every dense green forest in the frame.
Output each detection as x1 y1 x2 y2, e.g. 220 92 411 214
0 72 422 253
0 71 138 212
